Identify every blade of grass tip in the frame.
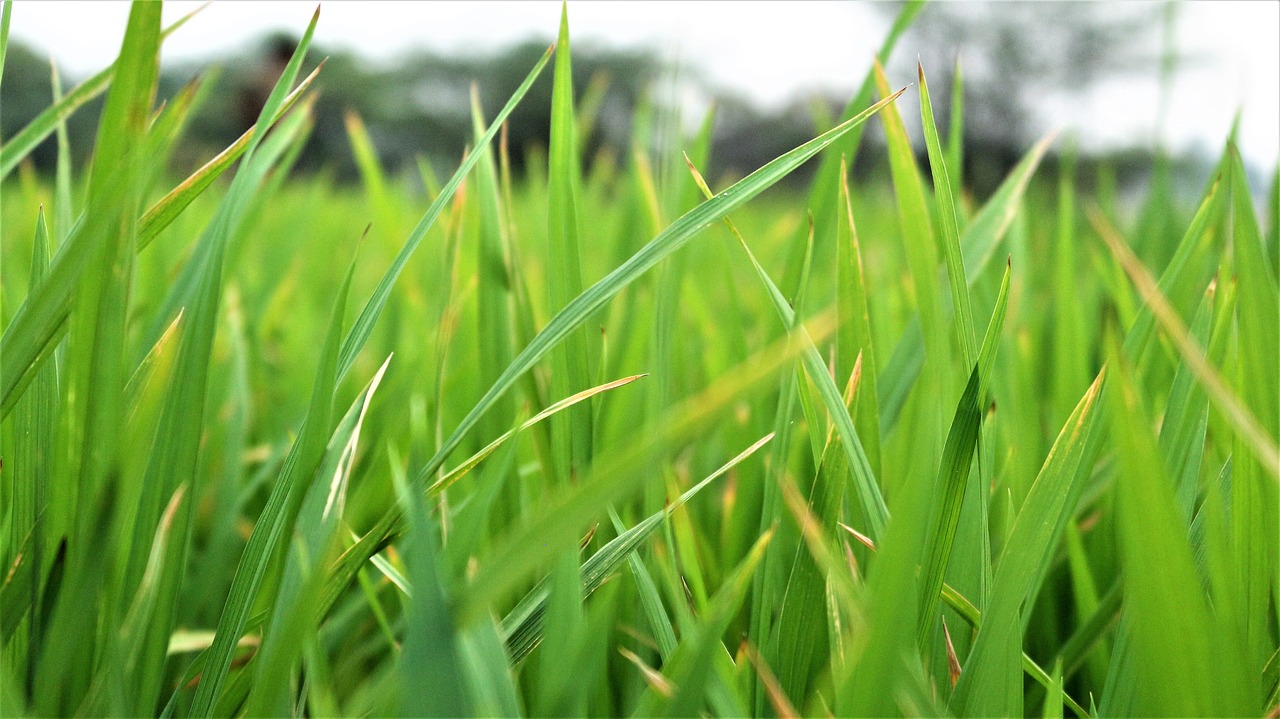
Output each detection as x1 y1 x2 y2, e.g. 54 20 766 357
875 60 947 393
960 130 1056 283
547 4 595 482
0 5 201 181
136 69 320 252
1091 206 1278 479
501 433 774 664
685 154 891 540
876 130 1053 436
321 92 899 624
336 43 554 382
917 260 1010 650
1119 173 1225 361
951 369 1107 718
345 111 398 236
245 356 391 718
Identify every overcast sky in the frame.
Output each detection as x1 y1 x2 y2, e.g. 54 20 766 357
7 1 1278 167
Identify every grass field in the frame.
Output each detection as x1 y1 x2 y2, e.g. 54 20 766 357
1 2 1278 717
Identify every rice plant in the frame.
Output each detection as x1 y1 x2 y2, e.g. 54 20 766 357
1 2 1276 716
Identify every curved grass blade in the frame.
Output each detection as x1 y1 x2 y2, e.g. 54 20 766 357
917 261 1010 648
1091 206 1278 479
685 155 892 539
835 159 881 478
136 70 320 253
335 44 555 381
502 433 774 663
428 374 646 496
951 369 1108 717
0 6 203 181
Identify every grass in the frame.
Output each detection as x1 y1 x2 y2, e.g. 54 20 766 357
1 1 1278 716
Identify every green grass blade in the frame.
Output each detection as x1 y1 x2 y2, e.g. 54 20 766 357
919 60 977 365
0 1 11 93
136 72 319 253
780 0 924 292
960 131 1055 284
470 86 517 444
951 369 1107 717
917 261 1010 648
874 62 946 402
314 90 902 609
685 155 892 540
1093 207 1278 477
428 374 645 496
9 211 55 681
835 160 882 479
547 5 595 482
502 432 773 664
455 315 835 626
335 44 555 382
1105 337 1253 715
0 66 320 420
186 257 347 718
637 529 774 718
0 8 199 181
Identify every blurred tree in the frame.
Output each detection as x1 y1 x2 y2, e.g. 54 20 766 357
881 1 1168 192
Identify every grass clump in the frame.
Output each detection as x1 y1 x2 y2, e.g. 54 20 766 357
1 2 1276 717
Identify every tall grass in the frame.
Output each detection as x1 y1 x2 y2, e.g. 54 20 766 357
1 2 1277 716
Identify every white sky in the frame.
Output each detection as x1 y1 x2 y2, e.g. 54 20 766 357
7 1 1279 167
